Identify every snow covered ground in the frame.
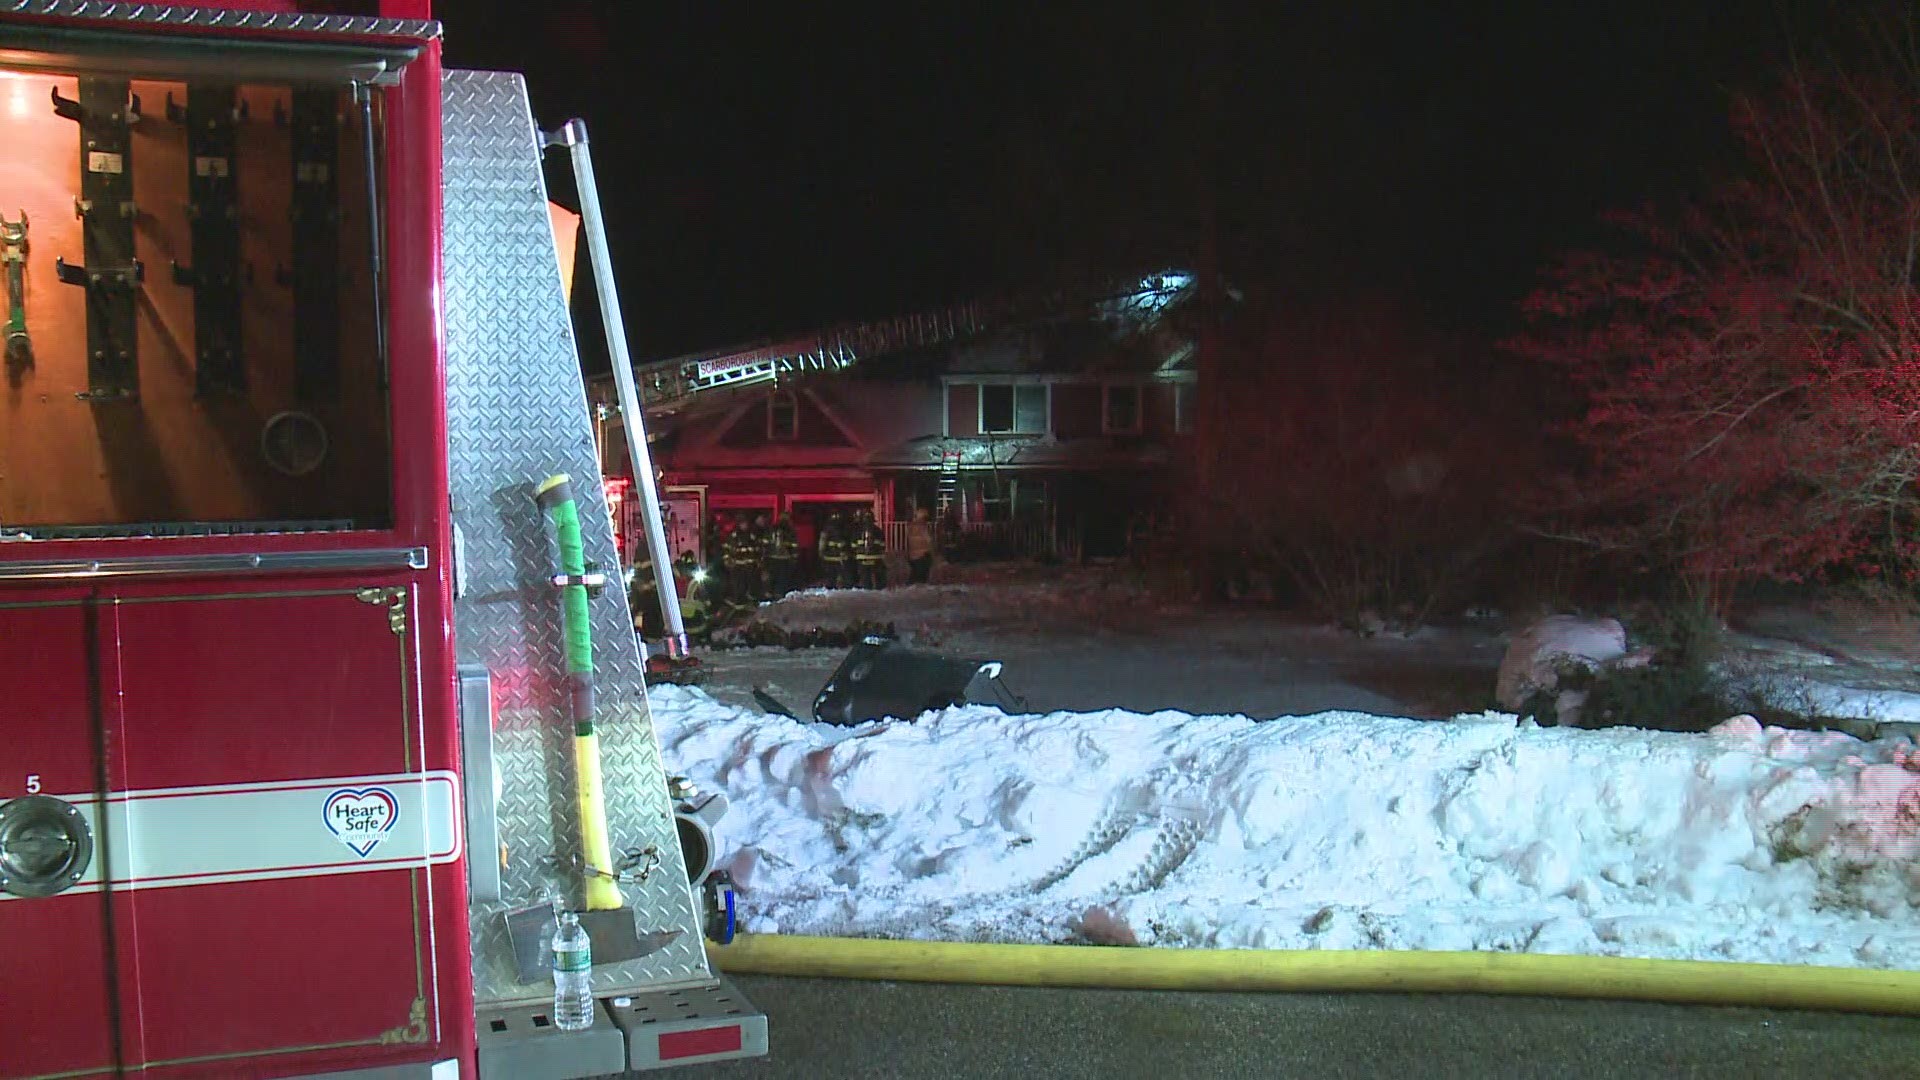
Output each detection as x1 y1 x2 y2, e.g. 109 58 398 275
654 687 1920 968
1722 608 1920 731
648 569 1920 968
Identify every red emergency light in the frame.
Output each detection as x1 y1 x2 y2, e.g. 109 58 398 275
605 475 634 565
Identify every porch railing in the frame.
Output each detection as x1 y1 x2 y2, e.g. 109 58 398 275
884 520 1067 561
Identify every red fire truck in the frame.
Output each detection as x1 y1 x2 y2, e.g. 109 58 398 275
0 3 760 1077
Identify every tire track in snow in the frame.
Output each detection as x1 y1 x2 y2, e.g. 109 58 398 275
1029 799 1140 893
1113 814 1206 894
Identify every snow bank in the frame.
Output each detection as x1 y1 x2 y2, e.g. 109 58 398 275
649 686 1920 967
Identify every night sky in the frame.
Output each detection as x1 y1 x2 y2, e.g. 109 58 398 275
439 1 1834 369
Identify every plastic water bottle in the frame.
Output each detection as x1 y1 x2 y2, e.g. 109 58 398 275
551 910 594 1031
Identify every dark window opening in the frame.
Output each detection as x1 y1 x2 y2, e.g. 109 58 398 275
981 385 1014 433
980 383 1046 434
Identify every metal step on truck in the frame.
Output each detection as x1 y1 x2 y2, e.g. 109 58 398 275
0 3 764 1077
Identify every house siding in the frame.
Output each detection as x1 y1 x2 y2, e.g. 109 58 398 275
1051 383 1103 439
717 400 770 447
796 395 853 445
947 383 980 436
712 394 856 448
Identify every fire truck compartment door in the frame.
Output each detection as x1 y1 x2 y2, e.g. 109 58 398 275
0 597 118 1080
104 586 452 1072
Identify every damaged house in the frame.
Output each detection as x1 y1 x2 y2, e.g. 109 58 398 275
589 273 1199 567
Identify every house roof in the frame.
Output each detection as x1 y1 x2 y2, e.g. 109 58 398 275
590 269 1203 415
861 309 1197 382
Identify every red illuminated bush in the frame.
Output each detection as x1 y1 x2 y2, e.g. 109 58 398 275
1512 12 1920 605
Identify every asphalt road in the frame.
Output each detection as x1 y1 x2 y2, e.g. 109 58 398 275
655 976 1920 1080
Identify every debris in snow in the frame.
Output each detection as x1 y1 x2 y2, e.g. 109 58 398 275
1072 905 1140 946
1495 615 1657 725
647 683 1920 969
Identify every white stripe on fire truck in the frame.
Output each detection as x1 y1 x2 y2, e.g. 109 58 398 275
0 771 462 900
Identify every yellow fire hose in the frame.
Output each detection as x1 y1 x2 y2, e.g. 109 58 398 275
708 935 1920 1016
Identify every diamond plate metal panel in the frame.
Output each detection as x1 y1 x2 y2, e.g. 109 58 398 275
0 1 440 39
441 69 708 1006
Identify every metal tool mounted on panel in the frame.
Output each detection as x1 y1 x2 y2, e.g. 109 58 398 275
277 87 343 401
165 88 249 397
1 209 29 369
52 80 143 401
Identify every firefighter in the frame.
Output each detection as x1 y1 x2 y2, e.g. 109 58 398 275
765 513 799 598
673 550 712 638
722 514 764 603
629 549 664 639
703 514 730 599
750 513 774 599
817 510 851 589
905 505 936 584
741 515 771 599
852 507 887 590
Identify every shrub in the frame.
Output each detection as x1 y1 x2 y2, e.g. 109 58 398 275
1530 599 1871 733
1509 10 1920 595
1523 601 1729 732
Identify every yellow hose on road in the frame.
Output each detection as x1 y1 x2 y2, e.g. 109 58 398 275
709 935 1920 1017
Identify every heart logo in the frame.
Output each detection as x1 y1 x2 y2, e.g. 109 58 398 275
323 787 400 858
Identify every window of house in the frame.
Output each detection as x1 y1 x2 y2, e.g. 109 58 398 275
1174 381 1196 434
979 383 1048 434
768 391 798 440
980 385 1014 432
979 484 1011 522
1103 384 1142 435
1012 477 1048 522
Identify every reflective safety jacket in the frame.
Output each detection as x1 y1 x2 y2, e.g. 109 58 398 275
817 525 850 564
853 525 886 564
723 527 764 570
767 524 798 563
